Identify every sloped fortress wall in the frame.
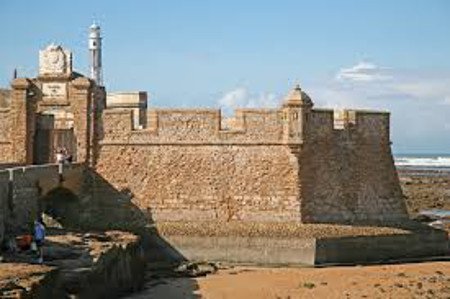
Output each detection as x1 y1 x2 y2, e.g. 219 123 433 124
95 86 408 223
300 110 406 223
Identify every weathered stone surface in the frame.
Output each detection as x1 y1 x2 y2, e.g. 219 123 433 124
96 145 300 222
96 104 408 224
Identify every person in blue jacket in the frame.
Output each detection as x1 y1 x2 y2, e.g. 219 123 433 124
34 219 46 264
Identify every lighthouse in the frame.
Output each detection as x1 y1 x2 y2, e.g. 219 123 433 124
89 22 103 85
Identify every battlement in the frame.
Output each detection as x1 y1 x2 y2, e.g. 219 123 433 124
100 101 391 146
101 107 284 144
308 108 391 143
106 92 147 129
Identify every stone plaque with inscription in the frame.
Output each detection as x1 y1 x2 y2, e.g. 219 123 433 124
42 83 67 99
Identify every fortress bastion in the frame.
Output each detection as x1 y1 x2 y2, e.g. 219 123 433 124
0 44 408 225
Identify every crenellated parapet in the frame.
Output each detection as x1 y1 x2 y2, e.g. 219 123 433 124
100 85 392 149
101 107 284 144
307 108 391 145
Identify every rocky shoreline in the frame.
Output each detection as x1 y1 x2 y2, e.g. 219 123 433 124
398 169 450 214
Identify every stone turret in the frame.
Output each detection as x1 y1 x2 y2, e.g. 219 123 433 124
282 84 313 145
282 84 313 108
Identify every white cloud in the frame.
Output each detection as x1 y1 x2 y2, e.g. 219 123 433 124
218 87 280 115
218 87 248 109
315 61 450 107
336 61 392 82
393 79 450 100
309 61 450 152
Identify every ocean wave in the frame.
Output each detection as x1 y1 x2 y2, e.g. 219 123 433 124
395 156 450 168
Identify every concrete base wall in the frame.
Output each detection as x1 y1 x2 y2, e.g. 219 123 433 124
162 235 316 265
156 231 448 266
315 230 449 264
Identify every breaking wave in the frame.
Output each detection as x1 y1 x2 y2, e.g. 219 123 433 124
395 155 450 169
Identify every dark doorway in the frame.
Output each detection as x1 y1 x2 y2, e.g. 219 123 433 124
33 114 77 164
33 114 54 164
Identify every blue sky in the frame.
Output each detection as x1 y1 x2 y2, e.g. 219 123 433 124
1 0 449 153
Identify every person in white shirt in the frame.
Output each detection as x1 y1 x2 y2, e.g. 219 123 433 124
55 148 64 164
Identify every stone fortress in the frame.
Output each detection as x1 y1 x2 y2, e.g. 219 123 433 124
0 24 410 227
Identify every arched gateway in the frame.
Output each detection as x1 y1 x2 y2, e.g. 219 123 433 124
9 44 105 165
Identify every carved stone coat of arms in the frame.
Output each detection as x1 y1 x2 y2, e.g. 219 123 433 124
39 44 72 76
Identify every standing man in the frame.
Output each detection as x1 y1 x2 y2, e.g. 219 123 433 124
56 148 64 164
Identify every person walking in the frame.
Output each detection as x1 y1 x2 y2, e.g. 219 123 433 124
33 219 46 264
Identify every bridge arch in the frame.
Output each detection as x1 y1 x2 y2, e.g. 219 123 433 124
0 164 86 234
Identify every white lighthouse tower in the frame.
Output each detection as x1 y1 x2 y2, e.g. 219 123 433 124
89 22 103 85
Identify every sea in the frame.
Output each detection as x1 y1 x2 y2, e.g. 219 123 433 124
394 153 450 172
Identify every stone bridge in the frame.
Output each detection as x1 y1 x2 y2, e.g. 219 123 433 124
0 163 86 243
0 162 150 246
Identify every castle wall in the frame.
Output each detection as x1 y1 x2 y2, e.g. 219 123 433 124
10 80 32 164
300 109 407 223
95 106 408 224
0 89 10 108
96 108 300 222
106 92 147 129
0 108 13 163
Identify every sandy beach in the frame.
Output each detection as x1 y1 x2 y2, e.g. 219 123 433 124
129 262 450 299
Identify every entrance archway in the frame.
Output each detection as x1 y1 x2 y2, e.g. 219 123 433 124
33 111 77 164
